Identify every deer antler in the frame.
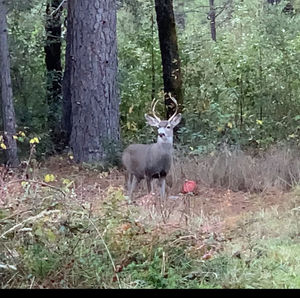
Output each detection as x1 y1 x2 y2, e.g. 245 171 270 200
151 98 161 122
167 92 178 122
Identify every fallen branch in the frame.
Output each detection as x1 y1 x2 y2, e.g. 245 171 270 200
7 179 66 197
0 209 60 239
0 263 17 270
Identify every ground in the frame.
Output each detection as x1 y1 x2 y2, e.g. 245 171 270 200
1 155 299 288
1 155 291 233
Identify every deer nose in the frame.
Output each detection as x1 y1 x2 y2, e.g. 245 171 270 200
159 133 165 138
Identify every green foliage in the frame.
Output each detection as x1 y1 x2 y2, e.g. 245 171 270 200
117 0 300 152
8 1 47 132
178 0 300 151
1 178 299 288
117 0 164 145
3 0 300 159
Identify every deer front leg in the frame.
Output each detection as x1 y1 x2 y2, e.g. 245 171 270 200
128 175 139 203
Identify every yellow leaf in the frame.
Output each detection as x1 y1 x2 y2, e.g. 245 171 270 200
62 178 71 185
29 137 39 144
256 119 263 125
227 122 233 129
0 143 7 150
69 155 74 160
129 105 134 114
13 135 18 140
19 131 26 137
217 127 223 132
44 174 55 183
288 134 296 139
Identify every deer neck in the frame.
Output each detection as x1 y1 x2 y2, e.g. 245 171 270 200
155 139 173 152
157 136 173 145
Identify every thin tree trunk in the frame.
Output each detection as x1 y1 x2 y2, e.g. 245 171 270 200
154 0 183 119
0 0 19 167
209 0 216 41
67 0 120 163
151 6 155 101
44 0 63 151
174 1 185 30
62 2 73 147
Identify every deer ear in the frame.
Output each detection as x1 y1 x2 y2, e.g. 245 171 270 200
170 113 182 127
145 114 160 127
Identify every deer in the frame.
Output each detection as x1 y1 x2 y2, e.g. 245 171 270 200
122 94 182 202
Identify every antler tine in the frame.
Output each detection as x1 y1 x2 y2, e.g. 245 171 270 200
151 98 161 122
167 92 178 122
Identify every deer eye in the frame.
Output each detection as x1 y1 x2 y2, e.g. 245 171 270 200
167 125 171 129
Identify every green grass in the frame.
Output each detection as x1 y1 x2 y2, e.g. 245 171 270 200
1 179 299 288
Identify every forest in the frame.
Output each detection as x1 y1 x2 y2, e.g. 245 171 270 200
0 0 300 289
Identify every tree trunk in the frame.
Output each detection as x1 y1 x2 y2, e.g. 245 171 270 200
267 0 281 4
154 0 183 120
174 1 185 30
44 0 63 151
62 1 73 147
67 0 120 163
0 0 19 167
209 0 216 41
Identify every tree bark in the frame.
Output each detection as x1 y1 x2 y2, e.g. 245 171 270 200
0 0 19 167
67 0 120 163
154 0 183 120
44 0 63 151
62 0 72 147
209 0 216 41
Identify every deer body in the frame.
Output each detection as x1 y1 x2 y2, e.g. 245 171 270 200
123 142 172 181
122 96 182 202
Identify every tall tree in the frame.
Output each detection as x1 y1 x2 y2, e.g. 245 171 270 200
154 0 183 119
0 0 19 167
44 0 63 151
65 0 120 163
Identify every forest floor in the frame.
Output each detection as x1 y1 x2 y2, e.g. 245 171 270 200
25 156 293 228
1 155 299 288
1 154 295 234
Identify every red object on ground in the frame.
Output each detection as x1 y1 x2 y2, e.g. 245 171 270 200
182 180 197 194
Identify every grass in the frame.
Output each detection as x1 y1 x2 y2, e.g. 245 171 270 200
0 155 299 288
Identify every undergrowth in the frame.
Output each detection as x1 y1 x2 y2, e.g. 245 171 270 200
0 154 300 288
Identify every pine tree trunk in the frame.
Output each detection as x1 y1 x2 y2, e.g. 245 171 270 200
0 0 19 167
154 0 183 119
44 0 63 151
67 0 120 163
62 1 73 147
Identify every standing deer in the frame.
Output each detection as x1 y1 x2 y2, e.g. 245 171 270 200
122 95 182 202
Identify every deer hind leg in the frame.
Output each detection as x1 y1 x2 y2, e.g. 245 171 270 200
158 177 166 200
146 177 154 194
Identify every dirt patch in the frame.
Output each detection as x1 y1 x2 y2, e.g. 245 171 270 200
1 156 295 234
